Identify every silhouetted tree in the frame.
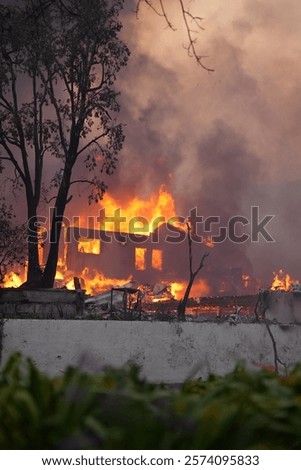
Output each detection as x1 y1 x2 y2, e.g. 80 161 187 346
0 199 26 285
177 223 209 321
0 0 130 287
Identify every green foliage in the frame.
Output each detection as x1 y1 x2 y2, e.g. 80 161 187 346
1 353 301 449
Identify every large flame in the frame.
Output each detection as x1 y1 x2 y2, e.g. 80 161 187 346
76 269 133 297
2 187 212 301
271 269 299 291
2 270 26 288
170 278 210 299
54 264 132 296
79 185 178 234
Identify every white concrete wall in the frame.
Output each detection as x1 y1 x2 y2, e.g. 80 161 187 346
266 291 301 323
2 320 301 382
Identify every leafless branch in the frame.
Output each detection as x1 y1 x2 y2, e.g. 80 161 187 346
254 290 288 375
136 0 164 19
178 0 214 72
136 0 214 71
136 0 175 30
264 319 288 376
187 222 209 277
177 222 209 321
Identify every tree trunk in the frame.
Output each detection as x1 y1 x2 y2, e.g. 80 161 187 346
26 202 43 287
177 274 196 321
41 166 72 288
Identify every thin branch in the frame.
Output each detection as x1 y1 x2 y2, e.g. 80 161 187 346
88 63 105 92
0 94 13 111
87 41 106 92
159 0 176 31
33 70 42 203
178 0 214 72
0 101 11 112
184 10 205 30
77 130 109 157
40 144 53 158
40 68 69 159
136 0 213 70
195 253 209 276
70 178 97 186
137 0 164 18
0 137 26 184
43 194 56 205
2 133 21 148
264 319 288 376
178 222 209 321
255 290 288 375
187 222 209 277
136 0 175 29
9 58 33 190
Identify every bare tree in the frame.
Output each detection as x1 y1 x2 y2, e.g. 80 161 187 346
177 223 209 321
0 0 130 288
136 0 214 72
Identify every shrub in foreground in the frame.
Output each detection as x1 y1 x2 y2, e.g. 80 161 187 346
1 353 301 449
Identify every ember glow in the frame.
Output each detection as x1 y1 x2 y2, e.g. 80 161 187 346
135 247 147 271
78 238 101 255
242 274 251 289
151 249 163 271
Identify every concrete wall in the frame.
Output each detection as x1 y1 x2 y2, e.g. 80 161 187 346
265 291 301 324
2 320 301 382
0 289 85 318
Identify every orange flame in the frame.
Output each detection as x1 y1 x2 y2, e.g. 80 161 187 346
242 274 251 289
170 278 210 299
2 187 212 300
79 185 178 234
78 238 101 254
2 270 26 288
54 264 132 296
135 247 147 271
271 269 299 291
170 282 185 299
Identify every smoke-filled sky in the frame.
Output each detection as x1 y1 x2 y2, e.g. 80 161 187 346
98 0 301 284
3 0 301 288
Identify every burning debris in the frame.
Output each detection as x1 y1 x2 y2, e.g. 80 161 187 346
84 281 178 317
271 269 300 292
82 277 259 322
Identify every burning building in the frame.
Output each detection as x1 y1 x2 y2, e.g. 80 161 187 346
58 220 257 298
3 186 261 298
66 223 184 285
